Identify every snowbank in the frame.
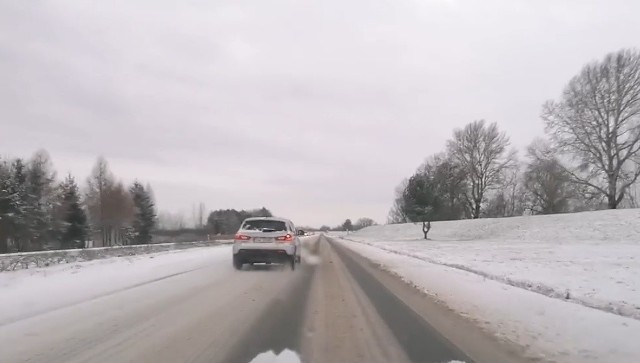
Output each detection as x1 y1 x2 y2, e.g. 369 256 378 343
338 209 640 363
338 240 640 363
0 245 232 326
344 209 640 320
0 240 232 272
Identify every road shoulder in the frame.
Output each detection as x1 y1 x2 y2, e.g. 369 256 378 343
331 236 541 363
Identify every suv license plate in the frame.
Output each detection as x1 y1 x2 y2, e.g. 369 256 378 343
254 238 272 243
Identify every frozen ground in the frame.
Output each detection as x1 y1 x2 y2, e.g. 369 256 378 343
339 209 640 363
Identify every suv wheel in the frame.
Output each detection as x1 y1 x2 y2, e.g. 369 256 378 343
289 256 296 271
233 256 243 270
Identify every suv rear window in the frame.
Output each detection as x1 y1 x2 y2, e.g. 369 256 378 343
241 220 287 232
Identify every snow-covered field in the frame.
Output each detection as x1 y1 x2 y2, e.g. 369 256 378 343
0 246 232 326
339 209 640 363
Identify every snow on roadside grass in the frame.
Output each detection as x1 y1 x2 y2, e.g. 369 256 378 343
338 239 640 363
0 245 232 326
344 209 640 321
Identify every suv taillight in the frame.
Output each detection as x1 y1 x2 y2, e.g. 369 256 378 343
276 234 294 243
234 234 251 241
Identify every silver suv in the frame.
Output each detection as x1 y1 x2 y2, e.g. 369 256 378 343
232 217 302 270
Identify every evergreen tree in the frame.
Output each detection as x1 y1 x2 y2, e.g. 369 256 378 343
10 159 30 251
0 159 30 252
130 181 156 244
60 175 88 249
0 159 13 253
402 173 439 223
399 154 467 222
26 150 56 250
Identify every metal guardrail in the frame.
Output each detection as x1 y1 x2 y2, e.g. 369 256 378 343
0 240 233 272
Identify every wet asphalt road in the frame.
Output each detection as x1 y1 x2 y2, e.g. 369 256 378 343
0 235 525 363
224 236 471 363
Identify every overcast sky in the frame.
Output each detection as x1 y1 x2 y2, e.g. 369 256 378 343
1 0 639 227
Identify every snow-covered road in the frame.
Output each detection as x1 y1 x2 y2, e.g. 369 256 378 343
1 245 292 363
3 219 636 363
0 237 507 363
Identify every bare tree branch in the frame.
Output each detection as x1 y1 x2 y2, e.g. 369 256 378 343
447 120 512 218
543 49 640 208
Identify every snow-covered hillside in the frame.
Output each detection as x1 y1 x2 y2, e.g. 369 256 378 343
339 209 640 363
346 209 640 319
353 209 640 243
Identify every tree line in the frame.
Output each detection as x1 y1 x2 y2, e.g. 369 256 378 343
206 207 273 235
155 207 279 237
317 217 377 232
203 208 373 235
389 48 640 223
0 151 156 253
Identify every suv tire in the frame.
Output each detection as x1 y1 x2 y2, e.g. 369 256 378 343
233 256 243 270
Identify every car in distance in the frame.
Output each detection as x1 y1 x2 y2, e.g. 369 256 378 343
232 217 302 270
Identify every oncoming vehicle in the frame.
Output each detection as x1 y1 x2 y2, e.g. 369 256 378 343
232 217 302 270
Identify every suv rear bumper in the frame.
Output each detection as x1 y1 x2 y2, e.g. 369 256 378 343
233 243 296 256
234 248 293 263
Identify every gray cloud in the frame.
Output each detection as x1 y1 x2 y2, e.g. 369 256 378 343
2 0 640 226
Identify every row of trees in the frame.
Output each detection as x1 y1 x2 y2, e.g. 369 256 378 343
390 48 640 223
207 207 273 235
0 151 156 253
156 202 207 230
317 217 377 232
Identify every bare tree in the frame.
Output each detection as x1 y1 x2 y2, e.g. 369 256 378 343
198 202 206 228
503 164 525 217
86 157 112 246
523 139 574 214
354 217 376 230
157 211 187 230
84 157 135 246
447 120 513 219
387 178 409 224
191 203 197 229
625 182 640 208
543 49 640 209
484 162 524 218
103 181 134 245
